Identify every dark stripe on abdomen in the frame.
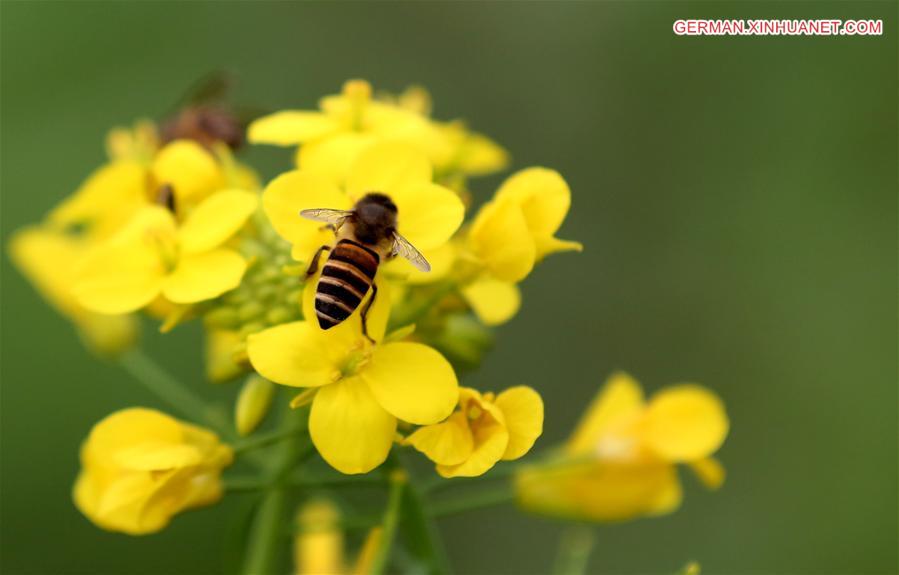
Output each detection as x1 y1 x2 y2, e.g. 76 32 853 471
317 280 363 309
329 240 379 278
320 262 371 295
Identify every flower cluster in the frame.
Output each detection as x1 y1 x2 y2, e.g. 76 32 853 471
9 78 729 573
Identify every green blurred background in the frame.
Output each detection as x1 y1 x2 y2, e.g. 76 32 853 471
1 2 896 574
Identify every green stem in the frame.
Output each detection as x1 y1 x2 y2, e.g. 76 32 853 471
428 486 517 518
368 471 408 575
233 427 304 455
119 349 232 438
401 482 453 575
551 527 595 575
241 408 307 575
242 487 288 575
224 473 388 493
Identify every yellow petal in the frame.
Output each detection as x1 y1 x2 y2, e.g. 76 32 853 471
8 227 137 353
536 236 584 259
346 142 431 200
642 384 729 462
361 342 458 425
248 111 339 145
387 182 464 251
494 386 544 460
262 170 350 258
515 459 678 522
161 249 246 304
151 140 223 202
495 167 571 241
178 189 258 254
113 443 205 471
298 132 376 182
437 403 508 478
81 408 184 464
247 322 350 388
405 412 473 466
567 372 645 454
309 376 397 474
461 278 521 326
48 161 147 233
456 132 510 177
73 221 168 315
689 457 726 490
645 471 683 516
468 201 536 283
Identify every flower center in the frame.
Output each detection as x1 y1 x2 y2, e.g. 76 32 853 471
339 343 372 378
146 228 179 273
594 434 638 462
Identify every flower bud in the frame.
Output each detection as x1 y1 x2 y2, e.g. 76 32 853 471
235 375 275 436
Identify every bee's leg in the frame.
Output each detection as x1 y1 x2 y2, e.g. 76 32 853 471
305 246 331 279
360 284 378 343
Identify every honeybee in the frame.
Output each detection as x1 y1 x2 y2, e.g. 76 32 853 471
301 193 430 338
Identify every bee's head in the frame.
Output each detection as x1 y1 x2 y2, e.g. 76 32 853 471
353 193 398 245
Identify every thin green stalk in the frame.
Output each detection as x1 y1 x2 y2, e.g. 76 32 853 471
241 487 288 575
401 482 453 575
241 408 307 575
119 349 232 438
368 470 408 575
224 473 388 493
233 427 304 455
551 527 595 575
428 486 517 518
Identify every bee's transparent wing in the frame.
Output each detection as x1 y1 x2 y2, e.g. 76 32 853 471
392 231 431 272
300 208 353 226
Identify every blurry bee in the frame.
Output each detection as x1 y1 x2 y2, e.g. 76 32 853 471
301 193 430 339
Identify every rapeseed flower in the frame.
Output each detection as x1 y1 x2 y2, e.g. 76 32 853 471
50 139 229 242
451 167 581 326
73 408 232 535
8 227 137 354
293 499 382 575
247 286 459 474
406 386 543 477
262 141 464 263
74 190 258 314
249 80 444 183
515 372 728 521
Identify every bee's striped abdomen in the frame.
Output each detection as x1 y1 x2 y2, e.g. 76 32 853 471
315 239 379 329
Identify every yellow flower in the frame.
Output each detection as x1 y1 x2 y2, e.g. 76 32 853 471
49 139 228 241
8 226 137 354
249 80 443 181
105 119 159 163
262 141 464 262
469 167 581 283
515 372 729 522
386 85 509 180
74 189 258 314
293 499 382 575
454 167 580 326
407 386 543 478
73 408 233 535
246 287 459 474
